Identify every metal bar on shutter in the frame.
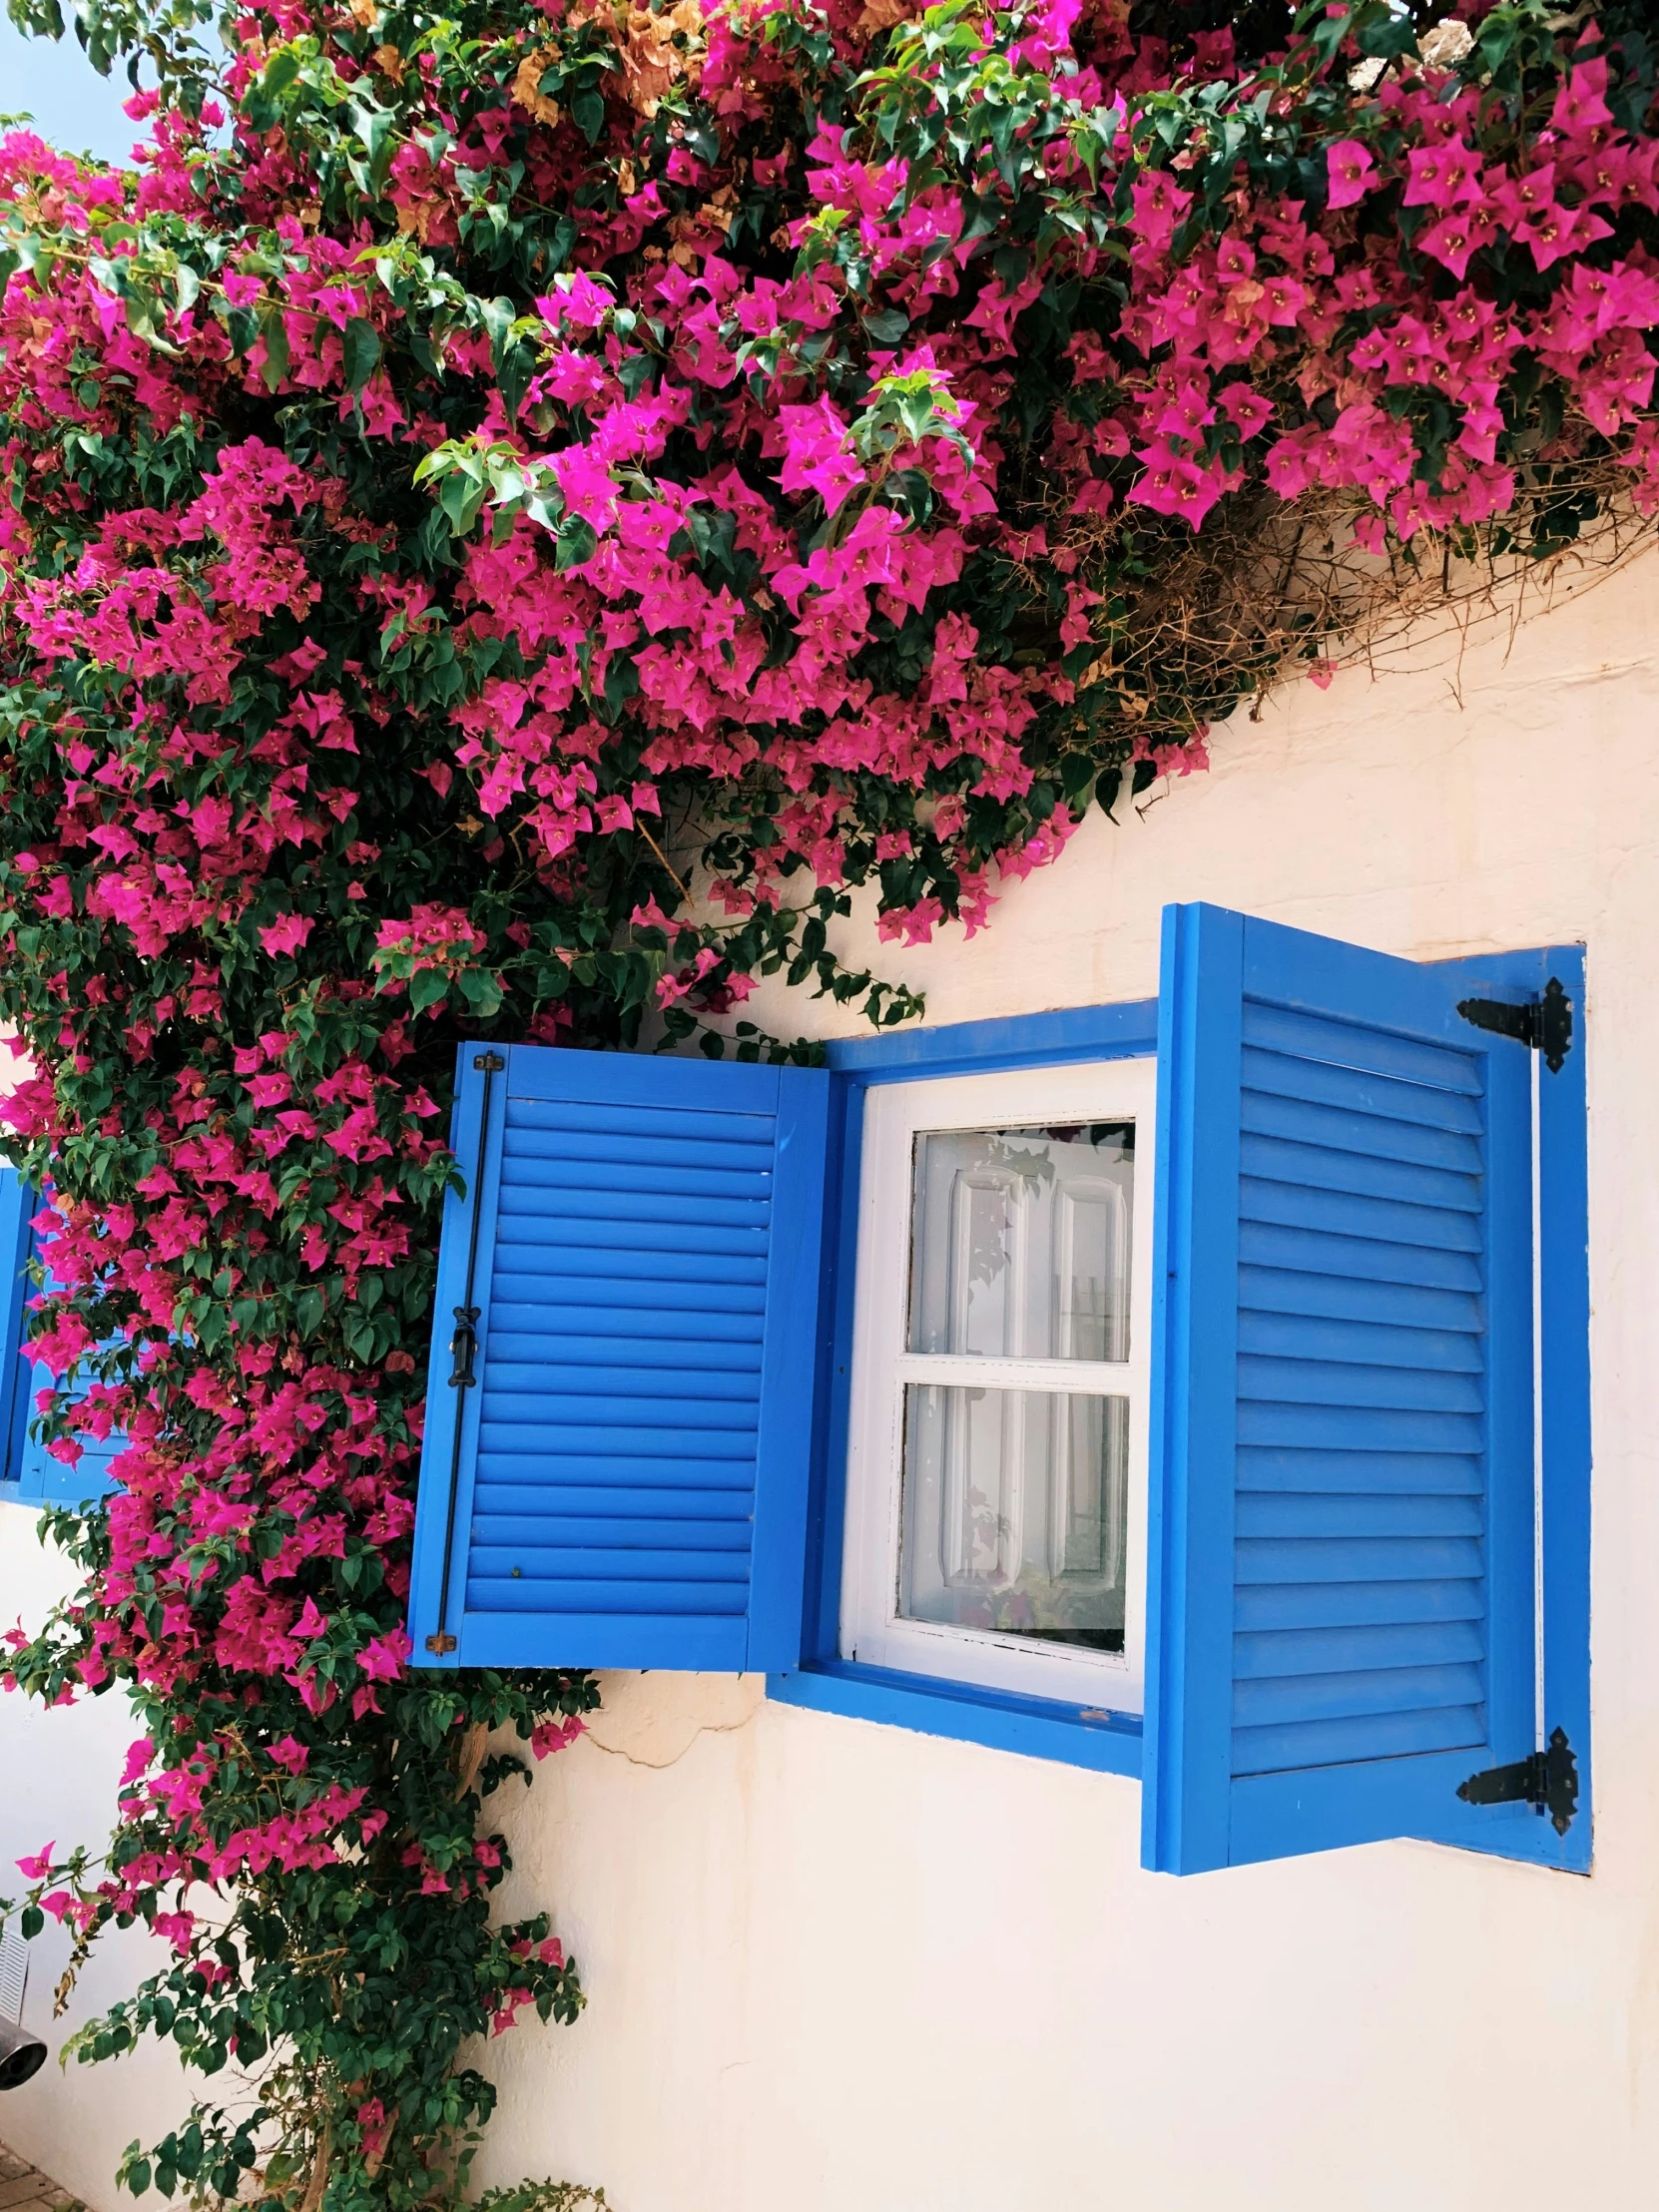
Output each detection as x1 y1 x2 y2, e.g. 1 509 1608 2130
424 1050 505 1657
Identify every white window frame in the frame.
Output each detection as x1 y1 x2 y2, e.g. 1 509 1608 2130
839 1057 1157 1711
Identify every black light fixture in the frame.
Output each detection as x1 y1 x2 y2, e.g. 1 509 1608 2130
0 2018 48 2090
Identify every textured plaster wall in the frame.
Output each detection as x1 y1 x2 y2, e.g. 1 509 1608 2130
4 550 1659 2209
0 1517 185 2211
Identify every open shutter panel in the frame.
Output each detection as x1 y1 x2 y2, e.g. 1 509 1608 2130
0 1171 31 1496
410 1043 831 1671
0 1173 123 1507
1143 902 1568 1874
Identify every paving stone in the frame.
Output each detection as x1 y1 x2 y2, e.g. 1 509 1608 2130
0 2145 86 2212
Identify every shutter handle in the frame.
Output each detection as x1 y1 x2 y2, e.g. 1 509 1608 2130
426 1049 505 1658
448 1304 480 1388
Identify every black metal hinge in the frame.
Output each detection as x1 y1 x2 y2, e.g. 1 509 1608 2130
1456 1727 1579 1837
1455 976 1572 1073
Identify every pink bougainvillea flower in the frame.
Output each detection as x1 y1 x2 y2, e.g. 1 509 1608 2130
1552 59 1613 136
1416 212 1483 280
257 913 314 958
1403 141 1482 210
1325 140 1375 210
153 1911 196 1953
776 395 866 516
531 1715 586 1759
119 1737 156 1787
1128 169 1193 255
356 1629 411 1683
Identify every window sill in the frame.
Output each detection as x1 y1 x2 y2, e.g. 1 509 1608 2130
767 1658 1143 1777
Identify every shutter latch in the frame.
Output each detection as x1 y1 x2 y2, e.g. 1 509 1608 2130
1455 977 1572 1072
448 1304 481 1388
1456 1726 1579 1836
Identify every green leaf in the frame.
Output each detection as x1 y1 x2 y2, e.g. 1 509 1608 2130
258 301 289 392
342 316 382 396
437 468 489 537
1354 3 1418 59
571 86 605 144
498 338 536 425
260 46 302 100
554 515 598 572
602 652 640 713
864 306 909 344
456 969 503 1017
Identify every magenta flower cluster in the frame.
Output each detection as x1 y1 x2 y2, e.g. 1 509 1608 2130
0 0 1655 2201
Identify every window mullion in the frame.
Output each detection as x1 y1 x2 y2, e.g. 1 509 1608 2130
894 1352 1140 1394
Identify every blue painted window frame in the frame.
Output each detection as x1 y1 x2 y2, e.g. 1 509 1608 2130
769 998 1160 1779
768 953 1593 1867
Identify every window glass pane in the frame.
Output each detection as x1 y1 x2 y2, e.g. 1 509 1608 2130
907 1123 1134 1360
897 1384 1129 1653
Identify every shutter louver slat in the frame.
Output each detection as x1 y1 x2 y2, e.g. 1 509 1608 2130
1239 1358 1483 1411
473 1487 754 1519
1241 1003 1483 1091
1238 1447 1482 1494
1240 1177 1484 1252
1234 1619 1485 1677
1236 1492 1482 1536
1235 1578 1486 1631
490 1302 767 1338
486 1335 765 1371
1232 1706 1484 1776
1237 1311 1482 1371
1239 1086 1484 1170
1241 1133 1483 1212
493 1265 768 1300
1240 1221 1481 1291
410 1044 830 1671
1144 903 1546 1872
1240 1047 1485 1134
1234 1660 1486 1727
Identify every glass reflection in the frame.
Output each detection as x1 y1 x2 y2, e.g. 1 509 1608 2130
898 1386 1129 1653
907 1122 1134 1362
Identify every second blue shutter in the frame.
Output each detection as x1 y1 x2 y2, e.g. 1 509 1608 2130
0 1171 123 1508
0 1170 32 1499
1142 903 1561 1873
410 1043 831 1671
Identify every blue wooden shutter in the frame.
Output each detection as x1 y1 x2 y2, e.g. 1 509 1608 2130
0 1173 125 1507
0 1170 32 1499
1143 903 1564 1873
410 1043 831 1671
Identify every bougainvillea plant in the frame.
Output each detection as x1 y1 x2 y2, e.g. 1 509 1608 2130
0 0 1656 2202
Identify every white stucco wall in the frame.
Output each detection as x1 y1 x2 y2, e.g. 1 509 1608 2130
5 545 1659 2208
0 1515 187 2208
